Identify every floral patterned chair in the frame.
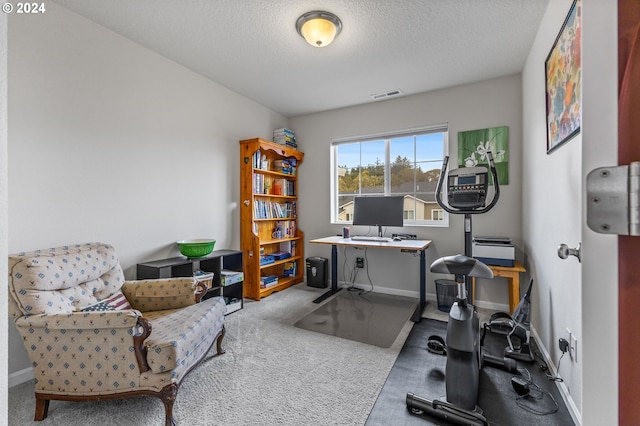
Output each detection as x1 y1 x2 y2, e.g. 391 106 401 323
8 242 226 426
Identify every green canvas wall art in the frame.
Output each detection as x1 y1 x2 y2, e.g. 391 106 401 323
457 126 509 185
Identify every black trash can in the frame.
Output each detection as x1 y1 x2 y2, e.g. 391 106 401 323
435 279 458 312
306 257 328 288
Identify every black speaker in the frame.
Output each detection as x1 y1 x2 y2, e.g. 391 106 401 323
306 257 328 288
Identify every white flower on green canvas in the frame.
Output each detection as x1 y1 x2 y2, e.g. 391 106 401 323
464 152 478 167
458 126 509 185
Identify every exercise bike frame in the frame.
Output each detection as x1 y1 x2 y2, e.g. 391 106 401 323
406 152 504 426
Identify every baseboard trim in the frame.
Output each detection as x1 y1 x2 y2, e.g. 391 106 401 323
336 281 510 312
530 326 582 425
9 366 33 388
470 298 510 313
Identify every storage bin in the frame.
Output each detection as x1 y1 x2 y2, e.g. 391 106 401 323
435 279 458 312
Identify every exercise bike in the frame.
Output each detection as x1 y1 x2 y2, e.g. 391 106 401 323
406 153 515 426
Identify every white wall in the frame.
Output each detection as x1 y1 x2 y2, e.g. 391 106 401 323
290 75 523 307
7 3 287 377
522 0 619 424
580 0 618 424
522 0 583 418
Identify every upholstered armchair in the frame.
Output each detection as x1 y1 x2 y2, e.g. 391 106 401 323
8 242 226 426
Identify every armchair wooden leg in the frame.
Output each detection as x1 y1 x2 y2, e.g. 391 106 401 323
160 384 178 426
34 396 49 421
216 325 226 355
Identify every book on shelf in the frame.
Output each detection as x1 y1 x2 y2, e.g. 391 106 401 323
274 220 296 239
220 270 244 286
273 128 294 138
273 159 293 175
277 141 298 149
274 138 296 146
260 275 279 288
273 178 295 196
273 128 297 148
279 240 292 253
274 133 294 140
260 255 275 266
252 173 265 194
252 150 272 171
283 261 297 277
270 251 291 261
273 127 294 135
253 200 297 219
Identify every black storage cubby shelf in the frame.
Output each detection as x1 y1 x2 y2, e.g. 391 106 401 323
136 249 244 315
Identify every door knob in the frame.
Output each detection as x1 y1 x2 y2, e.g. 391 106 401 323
557 243 581 262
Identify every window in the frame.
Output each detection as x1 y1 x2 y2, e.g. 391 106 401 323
431 209 444 221
331 124 448 227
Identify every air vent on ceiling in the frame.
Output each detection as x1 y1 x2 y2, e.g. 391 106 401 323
370 89 403 101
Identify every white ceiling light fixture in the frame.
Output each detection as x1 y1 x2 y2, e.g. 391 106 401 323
296 11 342 48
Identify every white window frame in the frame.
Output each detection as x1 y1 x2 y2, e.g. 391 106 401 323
431 209 445 221
330 123 449 227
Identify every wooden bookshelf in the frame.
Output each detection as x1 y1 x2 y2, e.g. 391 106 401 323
239 138 304 300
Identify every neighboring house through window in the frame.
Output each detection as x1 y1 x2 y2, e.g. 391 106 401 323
331 124 448 227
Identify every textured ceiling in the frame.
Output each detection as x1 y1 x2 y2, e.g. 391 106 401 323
51 0 549 118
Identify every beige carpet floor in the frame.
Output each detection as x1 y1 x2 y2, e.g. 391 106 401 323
8 283 414 426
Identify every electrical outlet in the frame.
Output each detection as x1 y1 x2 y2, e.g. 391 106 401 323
570 333 578 362
566 328 577 361
566 328 572 359
356 257 364 268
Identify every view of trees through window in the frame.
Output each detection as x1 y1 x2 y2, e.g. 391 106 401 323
338 155 442 193
332 128 448 225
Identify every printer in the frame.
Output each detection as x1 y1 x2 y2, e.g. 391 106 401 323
472 236 515 267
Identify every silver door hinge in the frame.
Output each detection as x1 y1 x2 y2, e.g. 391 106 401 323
586 162 640 235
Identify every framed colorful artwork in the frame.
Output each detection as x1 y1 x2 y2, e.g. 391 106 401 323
458 126 509 185
545 0 581 154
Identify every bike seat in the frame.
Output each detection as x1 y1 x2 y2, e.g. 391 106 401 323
430 255 494 278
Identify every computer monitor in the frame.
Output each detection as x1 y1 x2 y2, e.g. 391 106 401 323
352 195 404 237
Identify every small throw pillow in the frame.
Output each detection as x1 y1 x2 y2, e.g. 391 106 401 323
81 291 132 312
104 291 132 310
81 301 114 312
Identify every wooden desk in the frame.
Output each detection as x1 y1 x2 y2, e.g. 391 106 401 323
471 260 526 314
309 236 432 322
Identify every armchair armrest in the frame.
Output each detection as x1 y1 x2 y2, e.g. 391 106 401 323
14 309 141 329
122 278 199 312
13 310 153 377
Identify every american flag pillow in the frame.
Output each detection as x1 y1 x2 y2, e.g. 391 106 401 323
104 291 132 310
81 291 132 312
82 301 114 312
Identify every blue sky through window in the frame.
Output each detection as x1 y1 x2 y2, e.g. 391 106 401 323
337 133 444 170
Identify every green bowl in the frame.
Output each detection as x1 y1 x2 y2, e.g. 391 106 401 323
177 239 216 258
